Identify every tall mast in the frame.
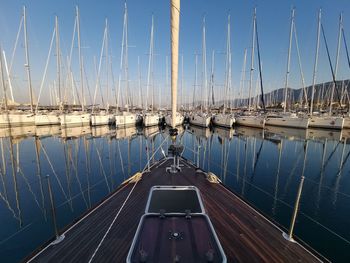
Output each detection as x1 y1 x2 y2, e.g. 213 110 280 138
138 56 142 109
0 46 8 111
124 3 130 111
55 16 61 108
166 55 169 109
23 6 34 113
171 0 180 128
310 9 321 115
240 48 247 108
181 54 184 110
202 17 207 113
283 8 295 114
193 54 198 109
146 15 154 113
105 18 109 110
224 15 231 114
76 6 84 112
330 13 343 114
209 50 215 109
248 8 256 112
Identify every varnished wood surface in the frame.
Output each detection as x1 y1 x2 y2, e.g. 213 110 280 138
27 158 324 262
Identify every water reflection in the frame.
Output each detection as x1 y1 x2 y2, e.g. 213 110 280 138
0 124 349 262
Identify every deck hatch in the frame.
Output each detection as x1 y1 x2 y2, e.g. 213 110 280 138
145 186 205 214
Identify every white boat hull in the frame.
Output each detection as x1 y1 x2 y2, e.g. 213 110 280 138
309 116 344 130
235 116 265 128
60 113 91 127
0 113 35 127
165 114 184 126
212 114 235 128
115 113 137 128
189 114 211 127
343 117 350 129
143 113 160 127
35 114 60 126
265 116 309 129
91 114 115 126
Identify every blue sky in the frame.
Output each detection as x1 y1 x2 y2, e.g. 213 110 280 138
1 0 350 105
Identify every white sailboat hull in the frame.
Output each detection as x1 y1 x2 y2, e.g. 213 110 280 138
60 113 91 127
235 116 265 128
0 113 35 127
91 114 115 126
212 114 235 128
265 116 309 129
189 114 211 127
343 117 350 129
165 114 184 126
309 116 344 130
143 113 160 127
35 113 60 126
115 113 137 128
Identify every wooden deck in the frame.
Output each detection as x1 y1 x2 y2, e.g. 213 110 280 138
27 158 324 262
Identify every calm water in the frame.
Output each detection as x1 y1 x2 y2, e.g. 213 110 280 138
0 124 349 262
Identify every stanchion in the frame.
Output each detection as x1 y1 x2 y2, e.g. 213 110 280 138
283 176 305 242
46 174 65 245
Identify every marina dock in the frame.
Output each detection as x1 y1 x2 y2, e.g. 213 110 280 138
27 158 323 262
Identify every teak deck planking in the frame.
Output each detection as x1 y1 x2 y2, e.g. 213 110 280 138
27 158 323 262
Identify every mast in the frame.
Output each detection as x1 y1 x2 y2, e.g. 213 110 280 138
2 51 14 102
105 18 110 110
224 15 231 114
146 15 154 113
209 50 215 109
193 54 198 109
23 6 34 113
248 8 256 112
76 6 84 112
330 13 343 114
201 17 208 113
55 16 61 108
283 8 295 114
0 46 8 111
240 48 247 108
124 3 130 111
171 0 180 128
310 9 321 115
138 56 142 109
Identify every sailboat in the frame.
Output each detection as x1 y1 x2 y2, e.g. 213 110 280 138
0 6 35 128
235 9 265 129
115 3 137 129
212 15 235 128
308 9 344 130
265 8 309 129
35 16 61 126
143 15 161 127
190 17 211 128
59 7 91 127
91 19 115 126
27 3 325 262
